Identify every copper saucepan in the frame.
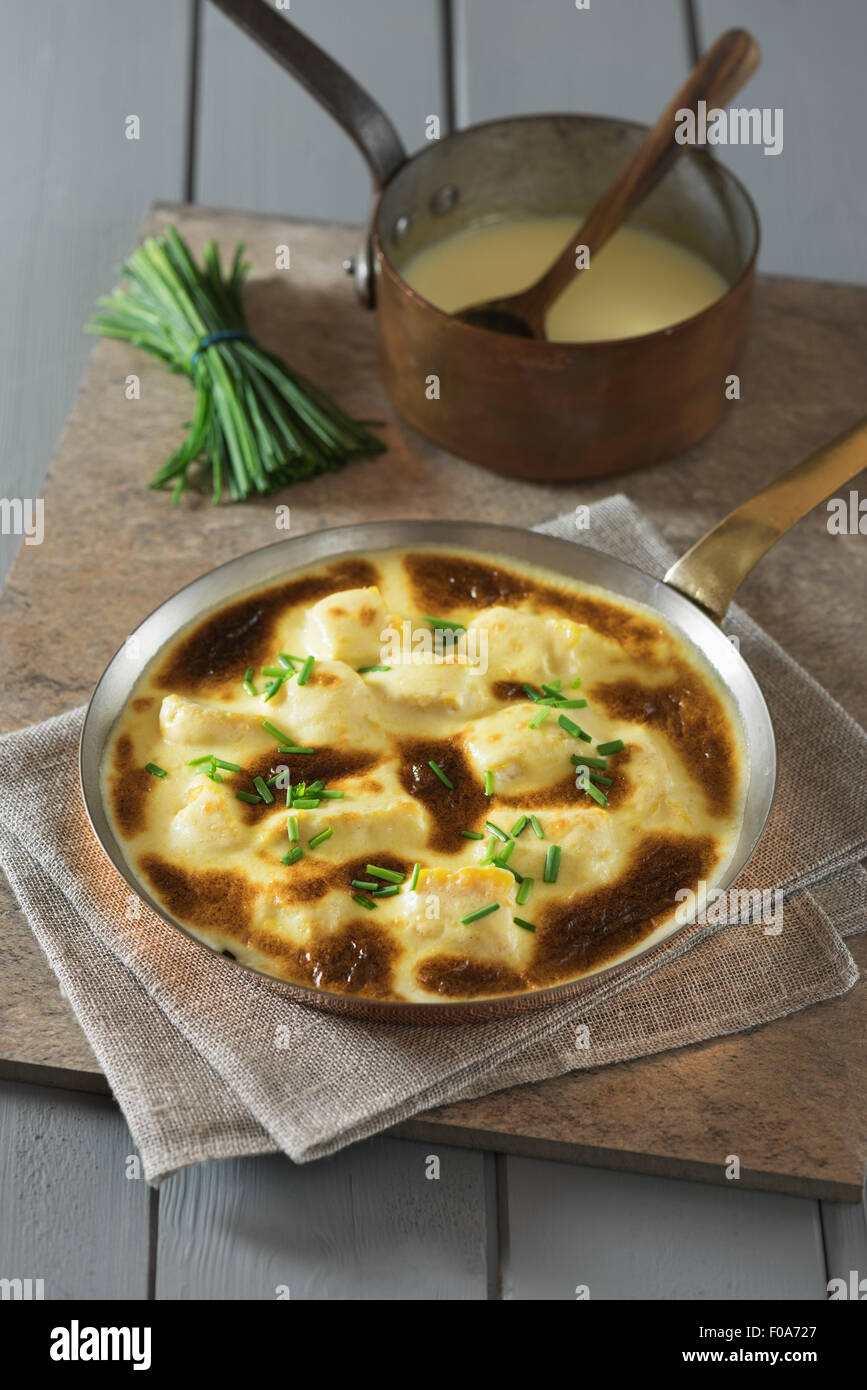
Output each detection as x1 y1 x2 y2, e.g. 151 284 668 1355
209 0 760 480
80 417 867 1022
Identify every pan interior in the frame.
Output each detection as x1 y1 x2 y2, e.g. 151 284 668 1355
81 522 775 1016
376 113 758 298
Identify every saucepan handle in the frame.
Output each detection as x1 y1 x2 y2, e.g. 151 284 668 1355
207 0 408 190
664 415 867 620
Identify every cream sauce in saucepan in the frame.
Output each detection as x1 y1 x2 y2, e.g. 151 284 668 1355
104 547 747 1003
400 214 728 342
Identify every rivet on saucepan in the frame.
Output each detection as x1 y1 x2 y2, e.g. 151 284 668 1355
342 257 355 275
430 185 459 216
392 214 412 244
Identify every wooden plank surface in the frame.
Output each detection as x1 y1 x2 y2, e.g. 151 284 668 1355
501 1157 829 1300
197 0 447 219
0 1079 152 1300
156 1136 489 1299
453 0 689 126
0 0 192 589
822 1194 867 1293
693 0 867 280
0 205 865 1199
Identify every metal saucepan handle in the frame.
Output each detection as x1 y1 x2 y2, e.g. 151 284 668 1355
207 0 408 189
665 415 867 620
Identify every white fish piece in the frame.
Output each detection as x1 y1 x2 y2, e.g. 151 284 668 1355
159 693 271 752
169 777 247 853
467 605 585 682
304 586 389 668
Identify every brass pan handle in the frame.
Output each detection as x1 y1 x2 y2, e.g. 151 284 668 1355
664 415 867 621
208 0 408 189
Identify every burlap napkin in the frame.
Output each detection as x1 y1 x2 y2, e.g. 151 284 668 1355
1 496 865 1183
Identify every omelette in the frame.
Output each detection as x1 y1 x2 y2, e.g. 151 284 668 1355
103 546 747 1003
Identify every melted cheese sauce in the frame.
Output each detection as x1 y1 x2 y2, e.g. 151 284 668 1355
104 547 747 1003
400 214 729 342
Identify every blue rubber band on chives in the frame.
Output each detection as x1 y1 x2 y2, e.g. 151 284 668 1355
190 330 254 365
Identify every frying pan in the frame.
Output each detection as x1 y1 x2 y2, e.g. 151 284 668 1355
208 0 760 480
80 417 867 1022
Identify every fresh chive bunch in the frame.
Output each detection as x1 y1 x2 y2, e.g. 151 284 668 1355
87 226 385 502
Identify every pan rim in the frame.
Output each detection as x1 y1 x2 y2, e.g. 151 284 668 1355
79 519 777 1022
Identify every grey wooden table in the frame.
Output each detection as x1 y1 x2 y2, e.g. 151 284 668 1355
3 1077 865 1300
2 0 867 1302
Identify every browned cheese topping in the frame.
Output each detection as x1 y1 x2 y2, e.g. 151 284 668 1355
104 547 746 1002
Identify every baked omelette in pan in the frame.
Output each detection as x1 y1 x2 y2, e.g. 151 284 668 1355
103 546 747 1004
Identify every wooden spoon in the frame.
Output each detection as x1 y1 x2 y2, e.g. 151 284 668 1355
457 28 760 338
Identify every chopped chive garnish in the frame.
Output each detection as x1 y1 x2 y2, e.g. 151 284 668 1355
243 667 257 697
480 838 499 866
597 739 625 755
262 720 292 744
558 714 591 740
281 846 304 866
423 616 466 631
493 859 523 882
484 769 494 796
351 879 379 891
366 864 405 884
318 789 345 799
262 666 288 677
523 683 541 701
571 677 582 687
253 776 275 804
510 814 528 837
585 783 609 808
528 706 551 729
309 827 333 850
516 876 534 906
145 762 167 778
571 754 608 770
262 678 285 702
513 917 537 932
307 781 325 793
352 893 377 911
541 681 561 696
496 837 515 864
542 697 588 709
235 791 261 804
213 758 242 772
357 664 391 674
409 862 421 890
292 797 321 809
277 745 316 755
461 830 484 840
277 653 296 670
529 814 544 839
372 884 400 898
543 844 562 883
485 820 510 843
590 773 613 787
188 754 214 766
287 815 299 840
296 655 315 686
461 902 500 925
428 759 454 789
